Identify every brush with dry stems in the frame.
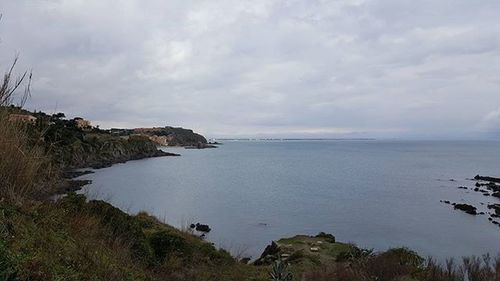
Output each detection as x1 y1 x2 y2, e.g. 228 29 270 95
0 56 57 203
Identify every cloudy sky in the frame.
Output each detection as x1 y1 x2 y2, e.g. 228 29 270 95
1 0 500 139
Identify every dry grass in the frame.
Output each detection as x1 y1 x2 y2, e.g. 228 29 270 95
0 114 57 202
300 250 500 281
0 57 57 202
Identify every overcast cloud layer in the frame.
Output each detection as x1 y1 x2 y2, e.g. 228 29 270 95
1 0 500 139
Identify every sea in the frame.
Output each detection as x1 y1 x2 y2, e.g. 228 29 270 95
78 140 500 260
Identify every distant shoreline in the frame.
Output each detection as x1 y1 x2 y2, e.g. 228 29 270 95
214 138 377 141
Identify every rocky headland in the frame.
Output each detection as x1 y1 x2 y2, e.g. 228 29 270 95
108 126 209 147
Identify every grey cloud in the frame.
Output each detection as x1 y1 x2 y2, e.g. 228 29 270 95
1 0 500 139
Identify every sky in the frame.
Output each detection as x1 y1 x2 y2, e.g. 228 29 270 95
1 0 500 139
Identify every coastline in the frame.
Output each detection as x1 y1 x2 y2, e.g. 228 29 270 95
77 141 500 261
4 114 500 280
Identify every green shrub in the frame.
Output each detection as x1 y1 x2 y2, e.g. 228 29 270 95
148 230 188 263
0 240 17 281
57 192 87 213
86 200 152 262
286 250 305 263
196 243 234 265
381 247 424 268
315 232 335 243
336 244 374 262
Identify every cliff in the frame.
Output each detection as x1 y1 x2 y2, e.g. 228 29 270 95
53 134 179 169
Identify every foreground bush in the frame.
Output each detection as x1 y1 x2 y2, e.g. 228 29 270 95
302 248 500 281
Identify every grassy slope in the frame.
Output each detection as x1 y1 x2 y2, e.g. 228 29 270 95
0 193 267 281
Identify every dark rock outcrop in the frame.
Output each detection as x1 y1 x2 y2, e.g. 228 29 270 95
194 223 211 233
454 204 477 215
253 241 280 265
474 175 500 184
488 204 500 215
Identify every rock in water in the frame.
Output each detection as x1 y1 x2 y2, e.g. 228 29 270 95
454 203 477 215
474 175 500 184
488 204 500 215
195 223 211 233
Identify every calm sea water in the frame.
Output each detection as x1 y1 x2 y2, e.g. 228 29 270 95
79 140 500 260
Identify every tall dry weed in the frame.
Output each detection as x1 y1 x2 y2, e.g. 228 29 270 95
0 57 57 202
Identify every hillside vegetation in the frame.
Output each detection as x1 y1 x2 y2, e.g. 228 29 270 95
5 109 178 169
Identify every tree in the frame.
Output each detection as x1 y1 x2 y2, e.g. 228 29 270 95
52 112 66 119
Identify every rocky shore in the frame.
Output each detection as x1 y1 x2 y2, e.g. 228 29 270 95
441 174 500 229
52 134 182 194
55 134 180 170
